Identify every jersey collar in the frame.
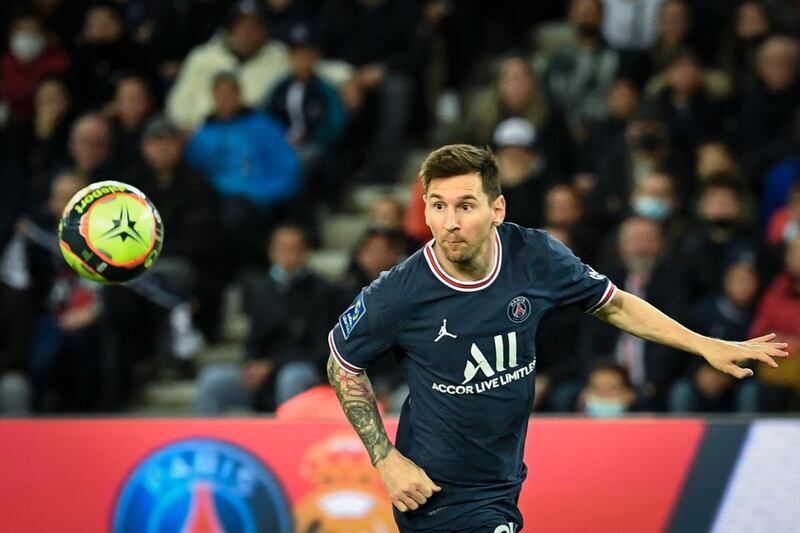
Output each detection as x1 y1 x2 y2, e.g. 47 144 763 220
424 230 502 292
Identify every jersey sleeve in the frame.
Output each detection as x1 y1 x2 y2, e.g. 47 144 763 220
545 233 617 314
328 279 396 374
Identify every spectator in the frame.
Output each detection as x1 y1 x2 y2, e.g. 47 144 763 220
107 74 155 170
577 217 690 409
315 0 422 184
493 117 562 230
65 112 116 183
577 77 640 187
678 173 757 301
648 0 694 73
28 76 75 202
736 36 800 181
1 10 69 122
669 259 760 412
720 0 773 90
749 235 800 410
578 361 637 417
585 105 689 235
462 55 573 176
167 0 290 131
340 227 407 298
186 72 300 273
71 4 150 108
760 141 800 227
368 196 419 255
41 172 115 412
265 24 347 207
629 171 687 253
195 224 337 413
544 0 621 139
766 181 800 247
651 49 725 172
131 116 222 339
542 185 596 262
107 75 155 169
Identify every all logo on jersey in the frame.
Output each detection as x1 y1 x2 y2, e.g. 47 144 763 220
339 292 366 339
507 296 531 323
112 438 292 533
432 333 536 395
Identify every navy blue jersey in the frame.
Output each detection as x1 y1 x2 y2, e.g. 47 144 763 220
329 223 616 529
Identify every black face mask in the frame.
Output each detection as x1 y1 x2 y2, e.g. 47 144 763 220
707 218 739 233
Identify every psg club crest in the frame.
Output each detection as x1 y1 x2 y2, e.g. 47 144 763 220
507 296 531 323
112 438 292 533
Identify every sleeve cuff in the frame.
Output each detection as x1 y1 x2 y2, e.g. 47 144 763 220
587 281 617 314
328 330 365 374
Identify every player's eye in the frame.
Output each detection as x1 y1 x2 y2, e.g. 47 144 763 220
433 203 445 210
461 204 473 211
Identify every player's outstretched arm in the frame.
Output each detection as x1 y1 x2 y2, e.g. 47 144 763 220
327 354 441 512
594 289 790 379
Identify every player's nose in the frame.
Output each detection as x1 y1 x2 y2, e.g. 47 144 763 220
443 208 460 230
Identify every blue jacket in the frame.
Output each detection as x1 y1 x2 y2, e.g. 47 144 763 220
186 109 300 207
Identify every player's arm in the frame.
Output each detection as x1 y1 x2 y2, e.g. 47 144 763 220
326 352 393 464
593 289 789 378
326 354 441 511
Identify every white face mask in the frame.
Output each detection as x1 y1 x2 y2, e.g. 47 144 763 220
11 31 46 63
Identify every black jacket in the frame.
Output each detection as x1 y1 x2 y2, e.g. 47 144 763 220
576 260 692 409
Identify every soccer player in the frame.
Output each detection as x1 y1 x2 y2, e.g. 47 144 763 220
326 145 788 532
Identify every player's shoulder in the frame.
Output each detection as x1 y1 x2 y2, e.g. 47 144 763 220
498 222 558 258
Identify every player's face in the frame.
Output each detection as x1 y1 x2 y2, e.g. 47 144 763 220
424 173 505 265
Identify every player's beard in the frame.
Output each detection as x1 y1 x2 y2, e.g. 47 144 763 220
438 223 494 271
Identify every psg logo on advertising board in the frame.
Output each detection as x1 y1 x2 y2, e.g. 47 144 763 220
112 438 292 533
507 296 531 323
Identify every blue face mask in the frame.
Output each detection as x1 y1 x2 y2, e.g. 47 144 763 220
269 264 290 286
585 397 627 418
633 196 670 221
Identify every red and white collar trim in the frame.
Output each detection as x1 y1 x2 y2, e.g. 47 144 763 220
424 231 502 292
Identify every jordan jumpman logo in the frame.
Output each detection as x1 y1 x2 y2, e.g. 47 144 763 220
434 319 457 342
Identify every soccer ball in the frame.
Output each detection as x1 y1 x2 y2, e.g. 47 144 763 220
58 180 164 284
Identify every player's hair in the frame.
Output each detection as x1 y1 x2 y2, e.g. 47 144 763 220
420 144 501 202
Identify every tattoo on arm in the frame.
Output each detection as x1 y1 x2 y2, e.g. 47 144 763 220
327 354 393 465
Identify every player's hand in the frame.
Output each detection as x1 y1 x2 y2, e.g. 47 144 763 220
701 333 789 379
375 448 441 512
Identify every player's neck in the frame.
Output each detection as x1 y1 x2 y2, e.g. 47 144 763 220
434 228 497 281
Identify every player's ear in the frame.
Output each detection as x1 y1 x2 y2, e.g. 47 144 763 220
492 194 506 226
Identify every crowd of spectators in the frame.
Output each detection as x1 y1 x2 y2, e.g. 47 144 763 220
1 0 800 416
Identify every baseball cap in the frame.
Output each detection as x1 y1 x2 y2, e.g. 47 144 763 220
493 117 537 150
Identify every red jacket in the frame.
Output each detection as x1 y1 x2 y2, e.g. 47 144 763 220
750 273 800 386
1 45 70 119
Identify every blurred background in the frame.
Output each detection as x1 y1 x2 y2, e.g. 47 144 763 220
1 0 800 421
